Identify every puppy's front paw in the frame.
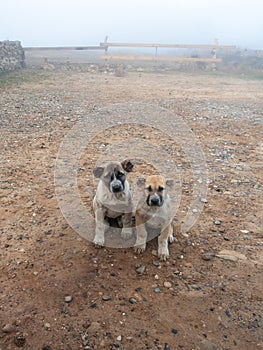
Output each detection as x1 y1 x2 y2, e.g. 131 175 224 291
93 236 105 248
134 244 146 254
121 228 133 240
158 247 169 261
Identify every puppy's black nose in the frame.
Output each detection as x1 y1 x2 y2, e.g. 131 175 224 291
112 184 122 192
150 197 160 205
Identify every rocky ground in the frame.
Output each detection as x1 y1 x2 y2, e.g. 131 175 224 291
0 64 262 350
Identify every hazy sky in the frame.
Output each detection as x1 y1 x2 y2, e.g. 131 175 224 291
1 0 263 49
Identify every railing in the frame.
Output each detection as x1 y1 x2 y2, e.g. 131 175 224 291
100 37 236 62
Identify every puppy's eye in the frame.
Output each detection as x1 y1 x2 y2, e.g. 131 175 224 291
117 171 125 178
158 186 164 192
146 186 152 192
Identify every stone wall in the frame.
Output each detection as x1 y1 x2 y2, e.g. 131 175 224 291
0 41 25 73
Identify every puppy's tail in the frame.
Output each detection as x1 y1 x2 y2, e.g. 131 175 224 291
87 187 95 199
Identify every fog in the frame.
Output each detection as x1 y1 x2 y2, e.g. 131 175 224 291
1 0 263 50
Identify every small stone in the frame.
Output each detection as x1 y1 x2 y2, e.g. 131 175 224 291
225 309 231 318
240 230 249 234
61 305 67 314
201 198 208 203
214 220 221 225
129 297 137 304
102 295 111 301
164 281 172 288
223 236 230 241
154 287 161 293
154 274 159 280
164 343 170 350
64 295 73 303
136 265 146 274
44 323 51 330
191 284 202 291
46 194 53 199
2 323 15 333
202 253 214 261
171 328 178 335
153 260 159 267
116 335 122 341
205 283 213 287
216 250 248 263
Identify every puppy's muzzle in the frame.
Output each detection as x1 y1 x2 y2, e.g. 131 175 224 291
110 179 124 193
147 193 163 207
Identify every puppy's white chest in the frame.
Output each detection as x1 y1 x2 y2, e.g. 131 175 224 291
147 211 166 229
95 180 131 217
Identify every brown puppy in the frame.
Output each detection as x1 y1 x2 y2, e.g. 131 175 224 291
93 160 134 247
134 175 174 260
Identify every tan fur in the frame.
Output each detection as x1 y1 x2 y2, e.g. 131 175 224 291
134 175 174 261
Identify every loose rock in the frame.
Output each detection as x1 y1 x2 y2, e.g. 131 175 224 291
44 323 51 330
136 265 146 274
2 323 15 333
64 295 73 303
129 297 137 304
164 281 172 288
202 253 214 261
216 250 249 263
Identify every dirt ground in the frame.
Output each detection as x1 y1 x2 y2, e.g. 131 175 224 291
0 63 262 350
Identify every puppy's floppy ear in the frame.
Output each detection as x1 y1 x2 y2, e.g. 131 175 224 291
136 177 146 187
121 159 134 172
93 166 104 178
166 179 174 188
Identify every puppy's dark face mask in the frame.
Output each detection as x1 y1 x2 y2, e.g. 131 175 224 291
93 160 134 193
146 184 164 207
106 167 126 193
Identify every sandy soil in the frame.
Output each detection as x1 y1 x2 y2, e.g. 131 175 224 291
0 65 262 350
